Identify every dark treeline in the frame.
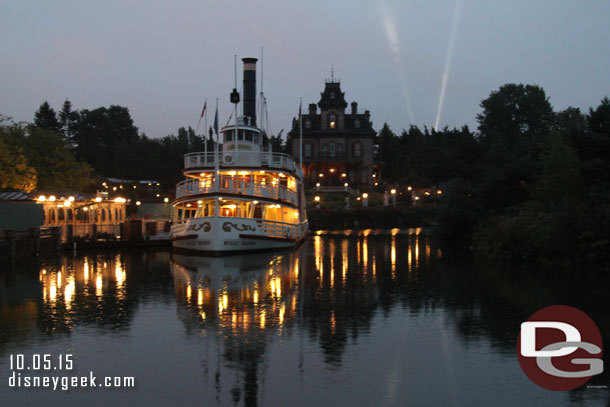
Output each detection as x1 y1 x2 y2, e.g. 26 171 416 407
1 100 221 192
378 84 610 272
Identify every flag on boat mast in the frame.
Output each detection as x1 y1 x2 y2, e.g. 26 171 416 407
213 100 219 136
196 100 207 130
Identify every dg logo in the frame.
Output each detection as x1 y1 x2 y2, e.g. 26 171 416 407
517 305 604 391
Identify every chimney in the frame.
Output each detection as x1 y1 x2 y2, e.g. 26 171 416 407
242 57 258 126
351 101 357 115
309 103 317 115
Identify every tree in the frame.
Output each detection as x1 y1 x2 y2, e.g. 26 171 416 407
588 96 610 136
33 101 60 131
59 99 79 147
477 84 553 147
23 127 93 190
0 121 37 192
378 123 402 183
535 132 584 209
73 105 140 178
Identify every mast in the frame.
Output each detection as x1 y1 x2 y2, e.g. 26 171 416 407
299 97 303 171
204 98 207 160
234 54 238 151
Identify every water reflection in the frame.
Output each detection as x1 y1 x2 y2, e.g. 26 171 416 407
169 229 443 406
37 253 131 331
1 231 608 407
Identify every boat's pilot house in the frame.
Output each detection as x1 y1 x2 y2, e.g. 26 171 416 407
223 125 261 151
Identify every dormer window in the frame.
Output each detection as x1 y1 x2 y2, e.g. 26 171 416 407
329 114 336 129
330 92 335 99
305 120 311 129
355 120 360 128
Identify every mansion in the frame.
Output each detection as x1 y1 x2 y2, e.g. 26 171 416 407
287 78 380 188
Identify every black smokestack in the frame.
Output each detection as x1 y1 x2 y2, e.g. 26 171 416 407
242 57 257 126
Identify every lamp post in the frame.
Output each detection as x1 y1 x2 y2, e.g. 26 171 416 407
362 193 368 208
390 188 396 207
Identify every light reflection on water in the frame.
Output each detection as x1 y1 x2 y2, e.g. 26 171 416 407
0 232 608 407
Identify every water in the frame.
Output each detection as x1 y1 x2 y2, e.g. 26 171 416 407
1 229 608 406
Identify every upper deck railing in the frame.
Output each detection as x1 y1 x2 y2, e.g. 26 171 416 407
175 175 298 205
184 151 297 173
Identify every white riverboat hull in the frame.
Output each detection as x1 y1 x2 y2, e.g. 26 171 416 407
171 216 308 254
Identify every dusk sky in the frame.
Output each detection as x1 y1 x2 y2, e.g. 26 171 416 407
1 0 609 139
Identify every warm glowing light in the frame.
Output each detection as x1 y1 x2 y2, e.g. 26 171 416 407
38 195 46 202
425 191 431 196
252 200 259 204
164 198 169 203
330 168 335 173
197 200 203 204
200 312 206 320
316 182 320 187
136 201 141 206
95 197 102 202
115 265 125 286
341 173 346 178
49 195 56 202
314 196 320 202
318 173 324 178
68 196 75 201
229 171 237 176
83 206 88 211
96 275 103 296
200 172 205 176
186 203 191 207
390 189 396 195
344 182 349 187
64 277 75 309
49 283 57 303
407 186 412 191
113 186 117 191
414 196 420 201
63 200 71 207
362 193 368 199
374 182 379 186
437 190 443 195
